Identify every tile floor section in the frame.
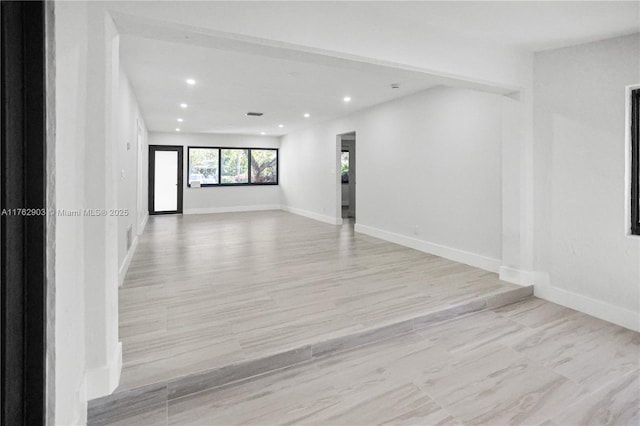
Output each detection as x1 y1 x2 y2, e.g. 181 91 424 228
117 211 523 390
97 297 639 425
93 212 639 425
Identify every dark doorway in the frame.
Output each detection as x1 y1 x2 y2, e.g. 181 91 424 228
149 145 183 215
1 1 47 425
340 133 356 219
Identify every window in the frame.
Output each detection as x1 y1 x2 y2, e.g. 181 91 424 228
189 147 219 185
341 151 349 183
251 149 278 184
221 149 249 184
632 88 640 235
187 147 278 187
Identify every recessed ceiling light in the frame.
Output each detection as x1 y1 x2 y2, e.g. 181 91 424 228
177 118 183 122
343 96 351 103
186 78 196 85
180 103 188 108
175 128 181 132
260 132 266 135
303 113 310 118
278 124 284 128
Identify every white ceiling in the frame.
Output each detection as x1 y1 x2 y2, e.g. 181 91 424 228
117 1 639 136
119 35 451 135
353 1 640 52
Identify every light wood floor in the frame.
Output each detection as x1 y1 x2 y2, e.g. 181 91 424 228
110 297 639 426
118 211 520 391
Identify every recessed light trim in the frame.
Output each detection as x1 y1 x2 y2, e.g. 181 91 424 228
177 118 183 122
180 103 188 108
303 113 310 118
175 128 181 132
186 78 196 85
343 96 351 103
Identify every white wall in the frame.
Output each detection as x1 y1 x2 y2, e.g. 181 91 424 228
534 33 640 330
117 67 149 284
149 132 281 214
54 2 89 424
81 7 122 402
53 4 127 423
281 86 503 269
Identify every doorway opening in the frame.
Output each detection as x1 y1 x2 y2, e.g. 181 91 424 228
339 132 356 220
148 145 183 215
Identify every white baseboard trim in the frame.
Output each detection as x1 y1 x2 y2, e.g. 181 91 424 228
118 236 138 288
184 204 282 215
138 212 149 236
499 266 534 287
354 223 500 273
86 341 122 400
73 373 88 426
281 205 343 225
534 272 640 332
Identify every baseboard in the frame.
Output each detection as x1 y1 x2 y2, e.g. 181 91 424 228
86 341 122 400
534 272 640 332
184 204 282 215
281 205 343 225
138 212 148 236
499 266 534 287
118 236 138 288
66 373 88 426
354 223 500 273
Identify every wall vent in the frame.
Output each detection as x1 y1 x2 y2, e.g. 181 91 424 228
246 112 263 117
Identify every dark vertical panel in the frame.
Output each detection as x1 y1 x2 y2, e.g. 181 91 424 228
22 3 46 424
632 89 639 235
1 1 46 425
1 4 26 423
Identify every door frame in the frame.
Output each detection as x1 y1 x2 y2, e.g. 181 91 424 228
1 1 47 424
148 145 183 215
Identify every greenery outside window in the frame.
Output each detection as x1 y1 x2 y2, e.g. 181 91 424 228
188 147 278 187
221 149 249 184
341 151 349 183
251 149 278 184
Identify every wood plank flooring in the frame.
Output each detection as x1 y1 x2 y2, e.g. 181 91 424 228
117 211 523 391
103 297 639 425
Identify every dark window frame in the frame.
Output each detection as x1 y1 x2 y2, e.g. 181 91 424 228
631 88 640 235
187 146 279 187
148 145 184 215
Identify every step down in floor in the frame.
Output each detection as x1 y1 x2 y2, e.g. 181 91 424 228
88 285 533 425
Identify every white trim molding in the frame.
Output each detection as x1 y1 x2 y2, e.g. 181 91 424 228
535 272 640 332
281 205 343 225
499 266 535 287
138 211 149 236
354 223 501 273
118 236 138 287
85 341 122 400
184 204 281 215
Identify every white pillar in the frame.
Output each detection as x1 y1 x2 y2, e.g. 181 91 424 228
83 7 122 400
